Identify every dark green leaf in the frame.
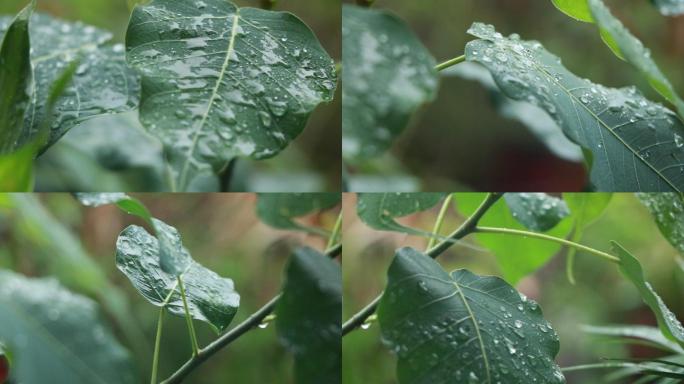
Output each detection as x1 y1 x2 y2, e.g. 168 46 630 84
651 0 684 16
0 1 34 155
275 247 341 384
357 193 445 236
256 193 340 235
378 247 565 384
342 5 439 161
126 0 337 191
0 270 136 384
456 193 573 284
637 193 684 254
581 324 684 354
465 22 684 191
116 224 239 333
504 193 570 232
612 242 684 347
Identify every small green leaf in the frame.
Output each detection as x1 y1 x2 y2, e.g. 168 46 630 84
466 22 684 191
378 247 565 384
551 0 594 22
357 193 446 236
256 193 340 235
651 0 684 16
76 193 152 223
0 1 34 155
456 193 573 284
0 142 37 192
342 5 439 161
0 270 136 384
504 193 570 232
612 241 684 347
581 324 684 354
116 224 240 333
275 247 341 384
637 193 684 254
126 0 337 191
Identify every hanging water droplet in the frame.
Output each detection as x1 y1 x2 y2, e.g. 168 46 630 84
360 322 371 330
258 322 269 329
675 134 683 148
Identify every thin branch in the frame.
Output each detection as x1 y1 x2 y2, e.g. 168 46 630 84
435 55 465 71
327 210 343 250
150 309 165 384
177 277 199 356
426 194 453 250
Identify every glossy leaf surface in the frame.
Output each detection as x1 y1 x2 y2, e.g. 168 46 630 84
276 247 341 384
0 270 136 384
465 22 684 191
377 248 565 384
504 193 570 232
116 224 239 333
357 193 445 236
256 193 340 234
342 5 438 161
126 0 337 190
637 193 684 254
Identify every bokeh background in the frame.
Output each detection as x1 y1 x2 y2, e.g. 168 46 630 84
0 193 340 382
0 0 341 192
343 0 684 191
342 193 684 383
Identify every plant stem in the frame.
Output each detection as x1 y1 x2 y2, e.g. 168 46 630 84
150 308 165 384
327 211 343 250
341 193 502 335
161 244 342 383
435 55 465 71
475 226 620 263
426 194 453 250
177 276 200 357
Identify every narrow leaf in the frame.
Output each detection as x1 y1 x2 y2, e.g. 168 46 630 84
256 193 340 235
342 5 438 161
116 224 240 333
581 324 684 354
378 247 565 384
505 193 570 232
466 22 684 191
126 0 337 191
356 192 446 236
275 247 341 384
0 270 136 384
637 193 684 254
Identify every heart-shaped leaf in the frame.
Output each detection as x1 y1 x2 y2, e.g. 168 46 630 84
466 22 684 191
377 247 565 384
612 241 684 347
342 5 439 161
0 13 140 152
651 0 684 16
116 224 239 333
357 193 446 236
637 193 684 254
275 247 341 384
504 193 570 232
256 193 341 235
0 270 136 384
126 0 337 191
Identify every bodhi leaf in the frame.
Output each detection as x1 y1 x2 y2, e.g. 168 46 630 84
0 14 140 152
126 0 337 191
377 248 565 384
466 22 684 191
357 193 446 237
116 224 240 333
637 193 684 254
651 0 684 16
275 247 341 384
504 193 570 232
456 193 573 284
342 5 439 161
256 193 341 235
612 242 684 347
0 270 136 384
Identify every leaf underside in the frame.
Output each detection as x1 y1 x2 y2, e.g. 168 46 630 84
466 22 684 192
504 193 570 232
126 0 337 190
256 192 341 233
378 248 565 384
356 193 445 236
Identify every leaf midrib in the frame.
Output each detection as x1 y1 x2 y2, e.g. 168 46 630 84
453 281 492 384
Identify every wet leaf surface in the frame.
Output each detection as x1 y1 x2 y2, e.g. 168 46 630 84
256 193 340 234
636 193 684 254
357 193 446 237
504 193 570 232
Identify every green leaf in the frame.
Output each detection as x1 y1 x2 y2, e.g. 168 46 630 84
465 22 684 191
0 270 136 384
612 241 684 347
581 324 684 354
456 193 573 284
275 247 341 384
256 193 340 235
126 0 337 191
0 14 140 152
504 193 570 232
76 192 152 224
0 141 37 191
0 1 34 155
116 224 240 333
551 0 594 22
342 5 439 161
637 193 684 254
357 192 446 236
377 247 565 384
651 0 684 16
